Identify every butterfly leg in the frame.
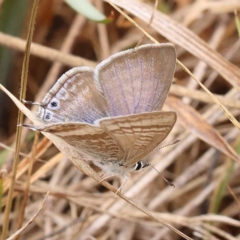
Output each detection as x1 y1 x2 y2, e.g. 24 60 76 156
115 175 128 195
99 174 115 183
18 124 44 131
22 99 43 106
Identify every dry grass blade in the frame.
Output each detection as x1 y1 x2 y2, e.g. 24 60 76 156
1 1 39 239
166 96 239 162
0 32 96 68
170 84 240 108
1 0 240 239
0 84 192 240
2 137 51 194
177 59 240 130
1 151 62 207
16 131 40 239
6 191 49 240
227 185 240 211
108 0 240 89
106 0 240 130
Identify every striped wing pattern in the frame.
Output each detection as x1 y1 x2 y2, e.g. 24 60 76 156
99 111 176 166
34 44 177 175
38 122 122 163
39 111 176 169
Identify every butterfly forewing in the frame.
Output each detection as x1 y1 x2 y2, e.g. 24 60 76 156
38 122 123 163
37 67 107 124
94 44 176 116
99 111 177 167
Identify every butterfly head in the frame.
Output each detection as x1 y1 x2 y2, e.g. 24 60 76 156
92 158 150 177
131 161 149 171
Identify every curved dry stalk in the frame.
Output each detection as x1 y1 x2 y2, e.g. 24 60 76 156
0 84 193 240
107 0 240 89
106 0 240 130
6 191 49 240
2 1 39 238
16 131 40 239
170 84 240 108
0 32 96 68
1 1 240 239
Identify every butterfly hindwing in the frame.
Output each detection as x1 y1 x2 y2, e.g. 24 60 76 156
37 122 124 163
37 67 108 124
38 111 176 168
98 111 177 167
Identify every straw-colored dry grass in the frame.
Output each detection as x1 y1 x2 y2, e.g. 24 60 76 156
0 0 240 239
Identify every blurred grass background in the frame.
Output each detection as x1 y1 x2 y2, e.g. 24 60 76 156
0 0 240 239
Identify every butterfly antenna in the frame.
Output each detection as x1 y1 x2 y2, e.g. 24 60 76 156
152 139 180 153
149 163 175 187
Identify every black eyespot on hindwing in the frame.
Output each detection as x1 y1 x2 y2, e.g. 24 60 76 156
45 113 50 120
50 101 58 108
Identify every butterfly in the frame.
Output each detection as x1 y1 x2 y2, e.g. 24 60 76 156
30 43 177 177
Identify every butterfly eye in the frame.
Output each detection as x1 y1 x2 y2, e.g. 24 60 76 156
134 161 149 171
134 162 143 171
